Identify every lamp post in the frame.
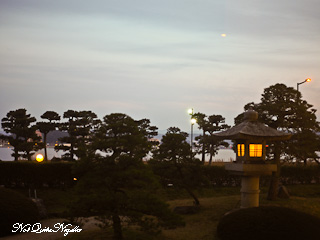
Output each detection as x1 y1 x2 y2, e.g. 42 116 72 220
188 108 196 149
191 118 197 149
297 78 311 92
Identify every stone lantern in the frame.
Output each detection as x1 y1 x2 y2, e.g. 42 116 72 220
213 109 291 208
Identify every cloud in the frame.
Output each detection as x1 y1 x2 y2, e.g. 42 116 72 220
0 0 319 131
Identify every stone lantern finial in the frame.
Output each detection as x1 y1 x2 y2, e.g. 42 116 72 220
243 109 258 122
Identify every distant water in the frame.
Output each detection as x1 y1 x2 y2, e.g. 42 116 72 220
0 147 64 161
0 147 236 162
195 148 235 162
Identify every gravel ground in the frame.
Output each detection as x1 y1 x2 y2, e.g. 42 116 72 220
0 217 101 240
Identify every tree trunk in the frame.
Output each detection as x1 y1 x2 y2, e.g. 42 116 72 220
112 213 123 240
177 167 200 206
185 186 200 206
208 148 213 165
27 150 32 161
44 134 48 161
267 145 280 200
201 129 205 163
70 142 74 161
14 149 19 161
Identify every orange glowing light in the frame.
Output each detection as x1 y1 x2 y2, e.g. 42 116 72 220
36 154 44 162
306 78 311 82
249 144 262 157
237 144 245 156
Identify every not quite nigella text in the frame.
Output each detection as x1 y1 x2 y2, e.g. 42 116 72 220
12 223 82 236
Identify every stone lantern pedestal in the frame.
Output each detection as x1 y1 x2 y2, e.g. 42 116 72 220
225 163 277 207
213 109 291 208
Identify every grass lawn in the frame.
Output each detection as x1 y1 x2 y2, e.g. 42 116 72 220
58 195 241 240
52 184 320 240
161 195 240 240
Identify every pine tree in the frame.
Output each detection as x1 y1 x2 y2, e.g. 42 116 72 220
55 110 100 161
193 113 230 164
150 127 203 206
70 114 182 239
36 111 60 161
1 109 40 161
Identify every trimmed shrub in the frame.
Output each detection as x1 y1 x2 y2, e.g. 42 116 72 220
217 206 320 240
0 161 74 188
0 187 40 237
281 165 320 184
201 165 241 187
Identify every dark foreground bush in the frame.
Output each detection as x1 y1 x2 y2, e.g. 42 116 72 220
0 188 39 237
0 161 74 188
217 206 320 240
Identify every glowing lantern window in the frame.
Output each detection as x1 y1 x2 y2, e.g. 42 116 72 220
237 144 245 156
249 144 262 157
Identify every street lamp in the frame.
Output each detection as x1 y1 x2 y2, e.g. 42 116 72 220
36 154 44 162
191 118 197 149
188 108 195 148
297 78 311 92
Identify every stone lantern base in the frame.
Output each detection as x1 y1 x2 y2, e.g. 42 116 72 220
225 163 277 208
240 176 260 208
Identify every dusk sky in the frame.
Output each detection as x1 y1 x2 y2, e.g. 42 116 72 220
1 0 319 133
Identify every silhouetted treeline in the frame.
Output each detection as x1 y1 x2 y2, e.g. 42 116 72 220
1 162 319 189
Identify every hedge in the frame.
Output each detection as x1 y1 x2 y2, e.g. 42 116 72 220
201 165 241 187
280 165 320 184
202 164 320 187
0 162 319 189
0 161 75 188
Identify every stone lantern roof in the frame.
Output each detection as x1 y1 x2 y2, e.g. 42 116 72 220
214 110 291 141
